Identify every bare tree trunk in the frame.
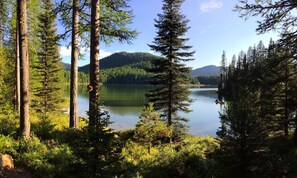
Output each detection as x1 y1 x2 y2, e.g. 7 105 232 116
18 0 30 138
284 61 289 136
69 0 79 128
89 0 100 127
15 17 20 113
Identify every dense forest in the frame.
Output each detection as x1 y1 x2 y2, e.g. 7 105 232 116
0 0 297 177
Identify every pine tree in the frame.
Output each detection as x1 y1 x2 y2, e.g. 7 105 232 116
147 0 194 132
218 50 227 93
18 0 30 138
32 0 64 120
69 0 79 128
8 2 21 113
88 0 100 127
217 53 268 177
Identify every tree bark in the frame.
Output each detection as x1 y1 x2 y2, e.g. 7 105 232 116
18 0 30 138
15 17 20 113
89 0 100 127
69 0 79 128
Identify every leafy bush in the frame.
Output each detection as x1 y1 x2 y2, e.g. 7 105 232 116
120 136 219 178
134 103 173 154
0 135 77 177
0 110 18 136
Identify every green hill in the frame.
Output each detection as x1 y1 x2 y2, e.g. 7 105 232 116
63 52 160 84
62 52 209 85
83 52 159 84
78 52 158 73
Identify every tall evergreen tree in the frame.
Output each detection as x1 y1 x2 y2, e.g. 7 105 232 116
15 12 20 113
89 0 100 126
9 2 21 113
218 50 227 93
18 0 30 138
32 0 64 120
69 0 79 128
147 0 194 130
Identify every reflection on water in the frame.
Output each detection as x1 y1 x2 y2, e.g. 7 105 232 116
65 85 222 136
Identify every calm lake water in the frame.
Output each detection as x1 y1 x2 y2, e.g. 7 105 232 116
66 85 223 136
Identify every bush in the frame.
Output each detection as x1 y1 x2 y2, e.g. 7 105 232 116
120 136 219 178
0 135 77 177
0 109 18 136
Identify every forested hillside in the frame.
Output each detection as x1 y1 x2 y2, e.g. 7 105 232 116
63 52 209 85
190 65 220 77
63 52 158 84
82 52 156 84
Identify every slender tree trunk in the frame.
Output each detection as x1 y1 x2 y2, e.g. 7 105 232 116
284 62 289 136
69 0 79 128
168 62 172 126
89 0 100 127
293 110 297 147
15 17 20 113
18 0 30 138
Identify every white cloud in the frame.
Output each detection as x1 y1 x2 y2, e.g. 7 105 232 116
200 0 223 13
60 46 71 57
100 50 112 59
148 50 156 55
60 46 112 59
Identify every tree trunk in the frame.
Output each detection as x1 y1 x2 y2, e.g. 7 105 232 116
18 0 30 138
15 17 20 113
69 0 79 128
293 110 297 147
89 0 100 127
284 61 288 136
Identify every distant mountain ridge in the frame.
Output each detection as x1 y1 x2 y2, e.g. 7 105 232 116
190 65 220 77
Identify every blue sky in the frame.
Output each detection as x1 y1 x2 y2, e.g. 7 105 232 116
60 0 278 69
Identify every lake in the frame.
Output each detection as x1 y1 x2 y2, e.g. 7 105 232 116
66 85 223 136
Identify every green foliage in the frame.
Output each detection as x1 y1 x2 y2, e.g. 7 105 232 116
0 110 18 136
59 109 120 177
196 76 219 86
63 70 89 84
120 136 219 178
218 39 297 177
147 0 194 128
32 0 64 120
0 48 11 107
235 0 297 48
31 118 56 140
134 103 172 154
0 135 77 177
58 0 137 46
78 52 159 85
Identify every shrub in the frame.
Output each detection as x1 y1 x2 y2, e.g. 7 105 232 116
120 136 219 178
